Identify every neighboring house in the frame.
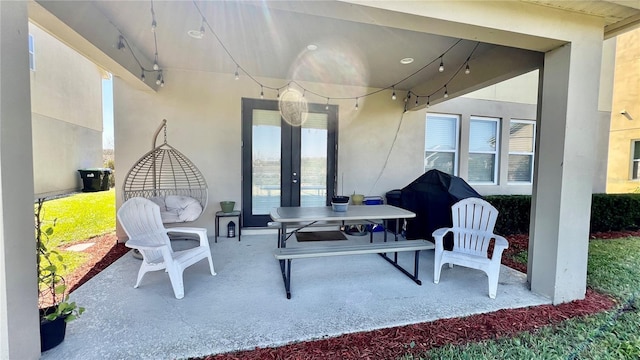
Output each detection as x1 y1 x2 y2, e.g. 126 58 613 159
29 22 104 198
606 27 640 193
426 38 615 196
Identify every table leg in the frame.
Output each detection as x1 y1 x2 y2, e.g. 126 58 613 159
394 219 399 241
378 250 423 285
215 216 219 243
280 223 287 248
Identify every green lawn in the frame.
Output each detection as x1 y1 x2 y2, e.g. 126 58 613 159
405 237 640 359
38 189 116 247
37 189 116 277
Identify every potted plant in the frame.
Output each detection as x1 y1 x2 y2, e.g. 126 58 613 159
36 198 85 352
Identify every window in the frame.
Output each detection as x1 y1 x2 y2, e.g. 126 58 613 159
425 114 459 175
29 34 35 71
508 120 535 183
468 117 499 184
632 141 640 180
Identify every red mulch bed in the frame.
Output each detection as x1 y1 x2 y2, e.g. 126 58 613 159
63 232 129 293
65 231 633 359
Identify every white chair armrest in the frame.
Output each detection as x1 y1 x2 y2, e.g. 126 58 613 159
124 239 166 251
167 227 208 246
432 227 452 238
167 227 206 235
493 235 509 250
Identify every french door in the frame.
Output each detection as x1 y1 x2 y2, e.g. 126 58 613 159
241 98 338 227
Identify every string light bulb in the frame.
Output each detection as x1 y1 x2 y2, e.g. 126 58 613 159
153 54 159 71
140 70 145 81
199 18 205 38
260 86 264 99
150 0 157 32
276 89 280 98
117 35 125 50
444 85 449 98
427 96 430 108
439 56 444 72
392 87 397 100
234 66 239 80
415 96 419 106
326 98 330 110
156 73 162 85
160 78 165 87
465 63 470 75
355 98 359 111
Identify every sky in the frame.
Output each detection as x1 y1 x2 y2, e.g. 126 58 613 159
102 76 114 149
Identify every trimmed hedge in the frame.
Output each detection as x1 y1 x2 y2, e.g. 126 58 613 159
484 193 640 235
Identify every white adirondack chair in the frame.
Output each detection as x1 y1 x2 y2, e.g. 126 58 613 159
432 197 509 299
117 197 216 299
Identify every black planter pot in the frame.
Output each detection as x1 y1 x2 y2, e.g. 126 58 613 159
332 196 349 204
40 307 67 352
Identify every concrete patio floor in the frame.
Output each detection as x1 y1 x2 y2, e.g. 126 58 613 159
41 231 550 359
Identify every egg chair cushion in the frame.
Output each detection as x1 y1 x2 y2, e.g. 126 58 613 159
149 195 203 223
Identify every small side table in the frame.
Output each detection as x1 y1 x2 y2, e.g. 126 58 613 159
215 210 241 242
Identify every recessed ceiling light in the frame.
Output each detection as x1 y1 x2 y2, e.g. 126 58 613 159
400 57 414 65
307 44 318 51
187 29 204 39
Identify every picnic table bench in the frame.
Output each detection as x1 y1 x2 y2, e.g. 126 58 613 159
274 240 435 299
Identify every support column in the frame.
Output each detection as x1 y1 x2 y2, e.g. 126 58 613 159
528 37 603 304
0 2 40 359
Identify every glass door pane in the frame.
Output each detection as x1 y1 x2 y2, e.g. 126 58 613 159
300 113 328 207
251 109 281 215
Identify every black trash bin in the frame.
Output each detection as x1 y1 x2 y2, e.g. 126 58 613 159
78 168 112 192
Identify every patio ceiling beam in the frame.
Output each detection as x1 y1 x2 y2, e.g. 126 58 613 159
29 1 159 91
407 46 544 111
264 0 565 52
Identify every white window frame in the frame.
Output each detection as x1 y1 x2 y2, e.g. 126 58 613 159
632 140 640 180
28 34 35 71
424 113 460 176
468 116 499 185
508 119 536 184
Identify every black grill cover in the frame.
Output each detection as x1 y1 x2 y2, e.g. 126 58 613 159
400 170 481 245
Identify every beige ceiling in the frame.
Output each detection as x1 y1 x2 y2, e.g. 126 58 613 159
31 1 640 95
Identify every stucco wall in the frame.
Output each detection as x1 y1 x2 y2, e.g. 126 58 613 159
114 69 429 236
463 70 539 105
29 22 103 197
114 62 615 237
607 28 640 193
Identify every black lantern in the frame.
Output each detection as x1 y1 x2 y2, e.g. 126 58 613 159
227 221 236 238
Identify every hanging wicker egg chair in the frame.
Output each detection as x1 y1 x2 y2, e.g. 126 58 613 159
122 120 208 223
